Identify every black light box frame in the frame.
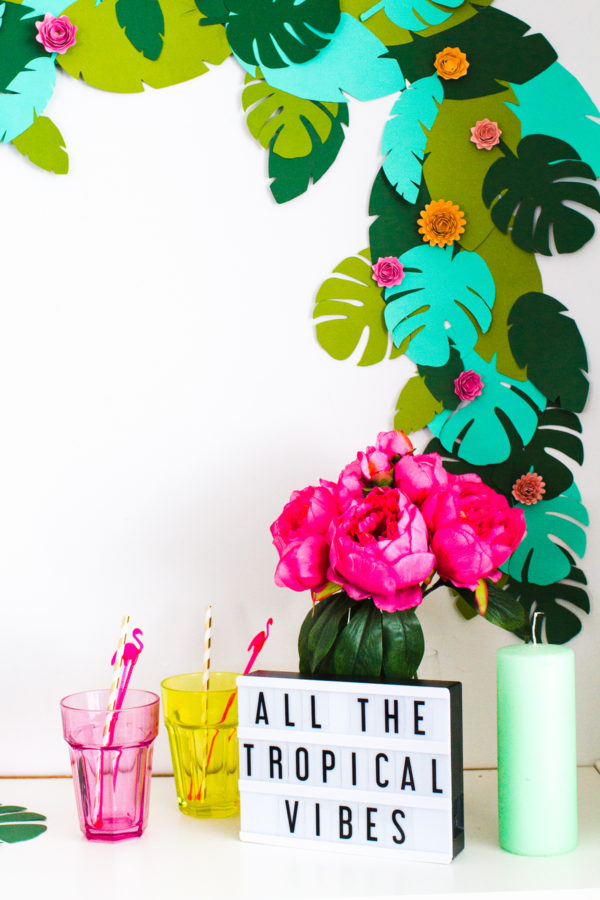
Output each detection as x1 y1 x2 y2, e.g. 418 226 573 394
237 671 464 863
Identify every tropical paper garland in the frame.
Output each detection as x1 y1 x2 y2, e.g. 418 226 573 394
2 0 597 643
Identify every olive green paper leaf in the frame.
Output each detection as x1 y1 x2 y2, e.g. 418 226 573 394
58 0 230 93
313 248 403 366
12 115 68 174
369 167 429 262
483 135 600 255
508 293 589 412
115 0 165 61
0 804 47 844
422 89 522 252
506 562 590 645
394 376 443 434
198 0 340 70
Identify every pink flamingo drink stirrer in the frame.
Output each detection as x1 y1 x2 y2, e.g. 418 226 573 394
191 618 273 802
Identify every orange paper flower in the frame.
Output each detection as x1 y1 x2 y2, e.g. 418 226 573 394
418 200 466 247
434 46 469 80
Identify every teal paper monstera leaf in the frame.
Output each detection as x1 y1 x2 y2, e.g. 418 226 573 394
0 804 47 843
384 246 495 366
360 0 466 31
198 0 341 70
428 350 546 465
501 483 588 586
483 135 600 255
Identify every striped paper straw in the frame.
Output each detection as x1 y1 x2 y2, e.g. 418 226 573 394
202 605 212 691
92 615 130 825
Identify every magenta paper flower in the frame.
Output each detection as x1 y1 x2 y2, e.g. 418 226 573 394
454 369 484 401
270 482 339 592
421 475 525 591
338 430 413 505
372 256 405 288
35 14 77 54
327 487 435 613
470 119 502 150
394 452 450 507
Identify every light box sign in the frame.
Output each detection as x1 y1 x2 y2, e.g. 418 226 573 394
237 672 464 864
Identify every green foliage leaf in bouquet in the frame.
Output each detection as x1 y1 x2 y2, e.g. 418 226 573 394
453 581 527 633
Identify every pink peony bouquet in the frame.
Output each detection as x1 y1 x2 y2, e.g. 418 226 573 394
271 431 527 681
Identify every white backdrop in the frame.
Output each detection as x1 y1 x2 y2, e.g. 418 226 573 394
1 0 598 774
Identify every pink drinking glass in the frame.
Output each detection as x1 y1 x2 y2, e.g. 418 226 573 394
60 689 159 841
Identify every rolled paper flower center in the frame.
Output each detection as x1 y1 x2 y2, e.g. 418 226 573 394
442 57 458 74
512 473 546 505
432 213 454 234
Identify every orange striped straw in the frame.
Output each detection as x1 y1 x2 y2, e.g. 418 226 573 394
92 615 130 824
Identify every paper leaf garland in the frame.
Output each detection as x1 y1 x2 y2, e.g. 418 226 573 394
115 0 164 61
505 562 590 645
12 113 68 172
58 0 230 93
387 7 557 102
508 293 589 412
384 245 496 366
253 13 405 102
501 483 588 586
483 135 600 255
313 249 402 366
393 375 443 434
360 0 466 33
198 0 341 71
381 74 443 204
0 804 47 843
429 350 545 465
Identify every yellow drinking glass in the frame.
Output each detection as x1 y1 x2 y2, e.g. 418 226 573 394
161 672 239 818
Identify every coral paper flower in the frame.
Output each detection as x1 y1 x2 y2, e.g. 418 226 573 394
434 47 469 80
35 13 77 53
470 119 502 150
418 200 466 247
512 472 546 505
372 256 405 288
454 369 484 401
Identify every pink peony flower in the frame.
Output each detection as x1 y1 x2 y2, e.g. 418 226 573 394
421 475 526 591
35 13 77 54
270 482 339 591
454 369 484 401
372 256 405 288
327 487 436 612
338 431 414 506
394 452 450 507
470 119 502 151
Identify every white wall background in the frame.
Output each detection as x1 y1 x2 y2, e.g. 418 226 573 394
0 0 598 774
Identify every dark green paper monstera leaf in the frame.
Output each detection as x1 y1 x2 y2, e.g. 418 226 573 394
298 592 424 681
505 560 590 645
197 0 341 70
0 804 47 844
483 135 600 255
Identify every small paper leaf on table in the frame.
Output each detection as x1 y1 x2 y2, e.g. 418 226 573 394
0 804 47 844
13 115 68 174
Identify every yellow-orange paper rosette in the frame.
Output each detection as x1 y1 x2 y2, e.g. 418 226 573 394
418 200 466 247
434 47 469 80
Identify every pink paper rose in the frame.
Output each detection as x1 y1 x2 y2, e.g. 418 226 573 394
394 452 450 507
372 256 405 288
421 475 526 590
454 369 484 401
338 431 413 505
271 482 339 592
327 487 436 612
35 13 77 54
470 119 502 150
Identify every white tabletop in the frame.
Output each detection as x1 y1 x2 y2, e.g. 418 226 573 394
1 769 599 900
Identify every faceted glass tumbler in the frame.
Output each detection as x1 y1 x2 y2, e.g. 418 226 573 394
60 689 159 841
161 672 239 818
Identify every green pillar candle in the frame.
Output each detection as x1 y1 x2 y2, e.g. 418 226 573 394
497 643 577 856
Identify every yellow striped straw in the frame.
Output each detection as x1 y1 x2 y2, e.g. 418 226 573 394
202 605 212 691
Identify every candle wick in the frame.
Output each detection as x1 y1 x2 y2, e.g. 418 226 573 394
532 611 544 644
